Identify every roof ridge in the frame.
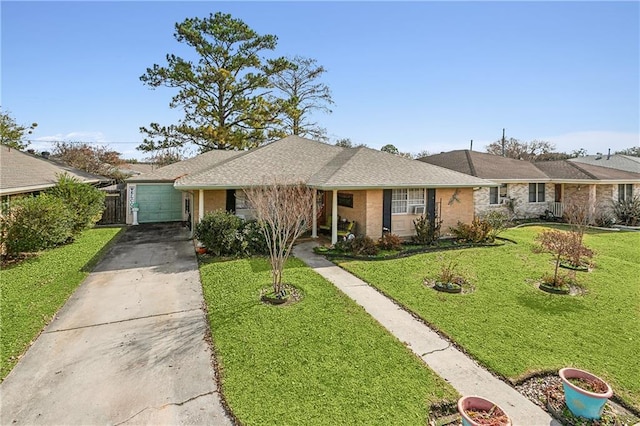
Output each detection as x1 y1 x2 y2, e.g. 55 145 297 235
464 150 478 177
565 160 598 180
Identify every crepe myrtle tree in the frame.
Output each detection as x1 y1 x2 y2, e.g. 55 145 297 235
243 181 315 295
535 229 593 286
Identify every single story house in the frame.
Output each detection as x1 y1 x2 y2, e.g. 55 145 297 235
420 150 640 221
568 154 640 174
127 136 494 243
0 144 107 204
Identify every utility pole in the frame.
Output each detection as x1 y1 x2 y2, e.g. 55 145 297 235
470 139 473 151
501 128 506 157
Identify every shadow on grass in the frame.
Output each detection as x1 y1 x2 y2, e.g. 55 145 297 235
515 291 587 315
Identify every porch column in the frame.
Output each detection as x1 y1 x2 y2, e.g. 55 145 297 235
332 189 338 245
198 189 204 221
588 184 596 224
312 189 318 238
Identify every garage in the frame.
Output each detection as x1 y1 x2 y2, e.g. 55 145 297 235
135 184 183 223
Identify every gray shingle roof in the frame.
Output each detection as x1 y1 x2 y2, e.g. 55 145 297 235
308 146 491 189
420 150 549 181
1 145 107 196
127 149 243 182
175 136 493 189
569 155 640 174
534 160 640 181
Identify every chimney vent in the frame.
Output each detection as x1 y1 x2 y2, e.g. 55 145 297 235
607 148 611 160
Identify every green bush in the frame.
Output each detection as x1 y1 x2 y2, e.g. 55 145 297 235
2 194 75 255
450 218 493 243
412 214 441 245
242 219 270 255
378 233 403 250
194 210 246 257
47 174 105 233
611 195 640 226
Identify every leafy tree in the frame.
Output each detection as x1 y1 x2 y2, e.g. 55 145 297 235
335 138 353 148
145 147 187 167
0 108 37 150
380 144 399 155
615 146 640 157
335 138 368 148
243 181 315 295
486 138 556 161
270 56 333 141
139 12 291 154
570 148 588 158
51 141 126 181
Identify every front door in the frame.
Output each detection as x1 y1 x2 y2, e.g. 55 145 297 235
555 184 562 203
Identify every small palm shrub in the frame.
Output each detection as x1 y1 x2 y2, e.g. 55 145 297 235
412 214 442 244
611 195 640 226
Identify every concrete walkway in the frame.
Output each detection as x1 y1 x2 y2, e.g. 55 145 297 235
293 241 558 426
1 224 231 425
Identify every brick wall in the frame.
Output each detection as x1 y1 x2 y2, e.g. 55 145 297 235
193 189 226 219
437 188 475 235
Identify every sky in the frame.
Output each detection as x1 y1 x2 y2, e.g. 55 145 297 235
2 1 639 160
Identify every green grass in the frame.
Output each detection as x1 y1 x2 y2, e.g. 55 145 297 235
336 226 640 410
200 257 458 425
0 227 123 380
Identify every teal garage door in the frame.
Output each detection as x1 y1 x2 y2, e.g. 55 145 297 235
136 185 183 223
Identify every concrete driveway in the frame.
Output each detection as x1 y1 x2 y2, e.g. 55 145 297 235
0 223 231 425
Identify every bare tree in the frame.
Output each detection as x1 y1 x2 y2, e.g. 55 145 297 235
486 138 556 161
243 181 315 295
270 56 333 141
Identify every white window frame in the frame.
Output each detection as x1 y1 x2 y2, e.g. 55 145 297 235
529 183 546 203
392 188 426 214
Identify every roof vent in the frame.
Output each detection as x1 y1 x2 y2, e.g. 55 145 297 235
595 152 602 160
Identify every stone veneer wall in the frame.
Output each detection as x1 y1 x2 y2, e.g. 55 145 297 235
474 183 555 219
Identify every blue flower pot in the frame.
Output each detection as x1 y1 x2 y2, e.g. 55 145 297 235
559 368 613 419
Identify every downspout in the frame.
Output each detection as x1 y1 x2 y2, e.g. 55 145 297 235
332 189 338 245
312 189 317 238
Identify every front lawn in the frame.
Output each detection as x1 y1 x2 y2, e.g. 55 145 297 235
336 226 640 410
200 257 458 425
0 227 123 380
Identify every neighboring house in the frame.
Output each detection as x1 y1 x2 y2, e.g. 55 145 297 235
420 150 640 221
127 136 493 243
569 154 640 174
0 144 107 204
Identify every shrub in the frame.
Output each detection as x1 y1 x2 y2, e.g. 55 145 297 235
450 218 492 243
194 210 245 257
535 229 593 286
336 235 379 256
479 210 510 242
2 194 75 255
47 174 105 233
378 233 402 250
594 209 616 228
610 195 640 226
242 219 270 255
412 214 441 245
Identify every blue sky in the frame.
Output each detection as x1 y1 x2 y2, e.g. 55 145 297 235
2 1 639 160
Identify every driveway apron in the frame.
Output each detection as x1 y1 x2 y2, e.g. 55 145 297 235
1 224 231 425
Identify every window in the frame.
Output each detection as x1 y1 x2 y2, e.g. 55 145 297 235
392 189 407 214
235 191 249 209
392 188 425 214
337 193 354 208
529 183 545 203
618 184 633 202
490 184 508 205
